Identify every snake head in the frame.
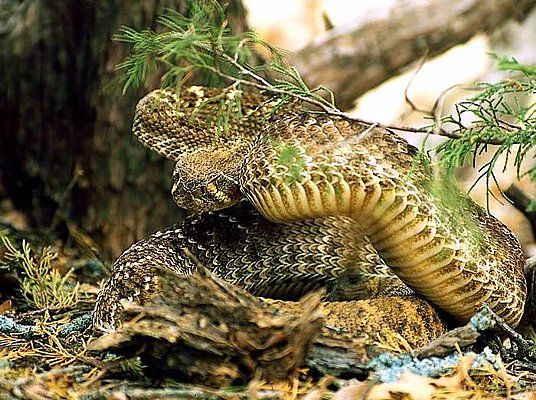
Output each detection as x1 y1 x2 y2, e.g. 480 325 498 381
171 149 244 212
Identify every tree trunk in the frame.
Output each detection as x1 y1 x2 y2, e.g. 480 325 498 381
1 0 532 259
0 0 248 259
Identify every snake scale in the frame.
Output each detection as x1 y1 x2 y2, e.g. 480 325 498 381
93 86 527 348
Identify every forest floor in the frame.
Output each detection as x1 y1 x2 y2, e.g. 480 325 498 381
1 206 536 399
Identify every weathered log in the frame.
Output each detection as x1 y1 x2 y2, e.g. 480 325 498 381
89 266 329 386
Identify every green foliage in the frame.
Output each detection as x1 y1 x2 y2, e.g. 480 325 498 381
116 1 535 209
190 85 244 134
494 54 536 75
104 353 146 376
432 55 535 210
276 144 307 184
0 237 80 310
424 173 484 246
116 0 271 92
269 63 337 112
115 1 269 131
114 0 338 117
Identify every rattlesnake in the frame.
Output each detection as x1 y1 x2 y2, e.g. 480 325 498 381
93 86 526 347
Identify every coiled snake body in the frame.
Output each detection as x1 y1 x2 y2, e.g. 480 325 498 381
93 86 526 345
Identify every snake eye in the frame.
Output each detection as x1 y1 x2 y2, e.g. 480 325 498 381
206 183 218 194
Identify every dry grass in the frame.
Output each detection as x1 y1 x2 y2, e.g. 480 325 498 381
0 234 535 399
1 236 85 311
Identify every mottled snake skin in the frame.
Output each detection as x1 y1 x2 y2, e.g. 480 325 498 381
93 86 526 344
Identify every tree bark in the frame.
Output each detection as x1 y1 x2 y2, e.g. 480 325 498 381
292 0 536 110
1 0 534 259
0 0 248 259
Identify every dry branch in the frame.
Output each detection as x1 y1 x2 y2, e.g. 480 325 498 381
89 266 329 386
292 0 536 110
506 184 536 234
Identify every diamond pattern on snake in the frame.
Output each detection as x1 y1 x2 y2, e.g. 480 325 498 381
93 86 526 348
